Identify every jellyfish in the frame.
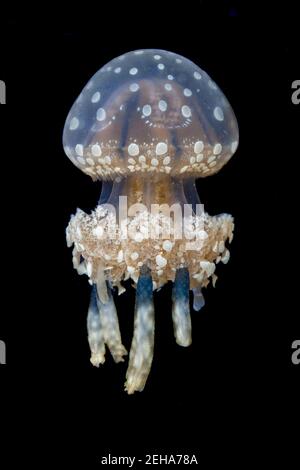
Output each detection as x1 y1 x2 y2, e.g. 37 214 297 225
63 49 239 394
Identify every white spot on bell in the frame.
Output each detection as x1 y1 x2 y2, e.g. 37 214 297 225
164 83 172 91
154 54 161 60
158 63 165 70
75 144 83 156
69 117 79 130
156 142 168 155
213 143 222 155
142 104 152 116
194 71 202 80
158 100 167 112
114 67 121 73
213 106 224 121
184 88 192 97
194 141 204 153
168 75 174 80
231 141 238 153
130 83 139 92
91 144 102 157
181 105 191 118
91 91 101 103
96 108 106 121
129 67 138 75
128 143 139 156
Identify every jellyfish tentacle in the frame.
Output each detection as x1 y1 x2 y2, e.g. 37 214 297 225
192 286 205 311
125 265 155 394
87 285 106 367
172 268 192 347
96 283 127 363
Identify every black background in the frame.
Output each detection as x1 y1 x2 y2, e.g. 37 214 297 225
0 3 299 467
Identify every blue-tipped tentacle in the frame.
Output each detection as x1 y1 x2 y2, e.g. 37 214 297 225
125 265 155 394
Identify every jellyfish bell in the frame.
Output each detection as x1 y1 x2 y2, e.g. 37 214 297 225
64 49 239 394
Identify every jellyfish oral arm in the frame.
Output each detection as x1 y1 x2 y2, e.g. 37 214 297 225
87 284 127 367
125 266 155 394
66 174 234 392
172 267 192 347
67 173 234 391
87 285 105 366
